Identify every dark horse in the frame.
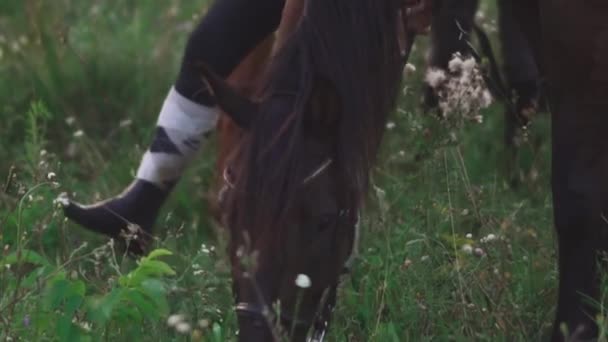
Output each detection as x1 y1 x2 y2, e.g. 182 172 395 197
206 0 608 340
537 0 608 340
204 0 409 340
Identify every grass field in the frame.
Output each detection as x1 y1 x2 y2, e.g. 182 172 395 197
0 1 575 341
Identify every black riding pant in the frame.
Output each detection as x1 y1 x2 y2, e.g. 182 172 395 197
175 0 286 105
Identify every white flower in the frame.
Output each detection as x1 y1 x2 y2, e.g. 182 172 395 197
461 57 476 74
73 130 84 138
465 233 473 239
448 55 463 73
386 121 396 130
485 234 497 242
65 116 76 126
295 274 311 289
198 319 210 328
425 68 447 88
53 192 70 207
167 314 185 327
461 244 473 254
175 322 191 334
47 172 56 180
420 255 430 262
403 63 416 77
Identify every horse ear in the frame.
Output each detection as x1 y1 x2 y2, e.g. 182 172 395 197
199 63 259 129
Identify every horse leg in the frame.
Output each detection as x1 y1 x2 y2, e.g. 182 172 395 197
540 0 608 340
498 0 542 186
498 0 540 148
424 0 478 111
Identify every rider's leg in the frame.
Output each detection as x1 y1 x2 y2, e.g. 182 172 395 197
63 0 285 254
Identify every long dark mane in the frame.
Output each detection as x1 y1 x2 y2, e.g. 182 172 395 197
226 0 404 250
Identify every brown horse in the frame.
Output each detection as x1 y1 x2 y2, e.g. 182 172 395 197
210 1 608 341
204 0 420 340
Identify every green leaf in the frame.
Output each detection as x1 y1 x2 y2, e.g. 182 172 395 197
87 288 123 325
45 278 69 310
143 248 173 261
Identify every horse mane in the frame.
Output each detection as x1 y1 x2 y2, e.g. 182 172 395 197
225 0 404 252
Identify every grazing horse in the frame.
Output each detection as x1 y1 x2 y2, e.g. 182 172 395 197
209 0 608 340
205 0 422 340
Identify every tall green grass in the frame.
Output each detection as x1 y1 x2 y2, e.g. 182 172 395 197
1 1 605 341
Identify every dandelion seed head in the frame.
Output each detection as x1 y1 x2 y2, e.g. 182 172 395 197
448 55 463 73
425 68 447 88
295 273 311 289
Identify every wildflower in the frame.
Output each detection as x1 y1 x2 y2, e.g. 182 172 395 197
73 130 84 138
465 233 473 239
295 273 311 289
79 321 92 332
40 149 47 157
448 55 463 72
47 172 56 180
167 314 185 327
403 63 416 77
480 234 498 243
198 319 210 328
474 248 485 257
386 121 396 130
425 68 446 88
175 322 191 334
53 192 70 207
426 53 493 125
65 116 76 126
461 244 473 254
